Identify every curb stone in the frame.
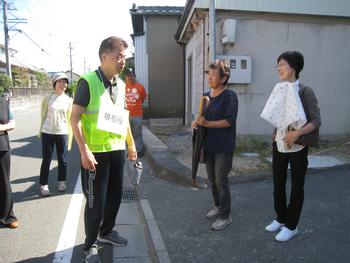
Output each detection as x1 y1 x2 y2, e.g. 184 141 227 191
125 160 172 263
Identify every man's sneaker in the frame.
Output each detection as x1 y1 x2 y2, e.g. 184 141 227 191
206 206 219 219
40 185 50 197
211 215 233 231
97 231 128 246
275 226 298 242
265 220 284 232
84 244 100 263
58 181 67 192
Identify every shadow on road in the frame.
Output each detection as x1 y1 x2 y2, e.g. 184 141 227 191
11 136 42 159
10 167 59 203
10 141 81 203
14 243 114 263
15 244 85 263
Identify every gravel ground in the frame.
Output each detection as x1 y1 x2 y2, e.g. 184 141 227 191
146 123 350 180
146 124 270 179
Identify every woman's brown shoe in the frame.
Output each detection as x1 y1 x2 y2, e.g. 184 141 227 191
8 220 19 229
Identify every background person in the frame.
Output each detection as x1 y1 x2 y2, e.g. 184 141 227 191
38 72 73 196
194 61 238 231
0 96 18 228
71 36 137 263
263 51 321 242
125 68 147 160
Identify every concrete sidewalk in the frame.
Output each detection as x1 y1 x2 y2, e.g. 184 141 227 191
109 161 170 263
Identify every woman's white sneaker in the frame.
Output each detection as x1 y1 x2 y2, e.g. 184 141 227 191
265 220 284 232
275 226 298 242
211 215 233 231
58 181 67 192
40 185 50 197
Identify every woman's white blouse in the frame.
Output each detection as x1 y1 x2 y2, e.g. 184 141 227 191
41 93 71 135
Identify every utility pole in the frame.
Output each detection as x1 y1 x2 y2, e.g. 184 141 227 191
69 42 73 83
83 56 86 74
2 0 11 79
2 1 27 81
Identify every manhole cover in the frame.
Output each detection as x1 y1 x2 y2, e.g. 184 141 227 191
122 188 137 200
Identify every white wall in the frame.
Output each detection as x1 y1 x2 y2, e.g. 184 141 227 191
134 18 149 95
134 34 148 93
185 19 208 124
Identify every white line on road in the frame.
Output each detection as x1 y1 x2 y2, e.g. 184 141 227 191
53 174 84 263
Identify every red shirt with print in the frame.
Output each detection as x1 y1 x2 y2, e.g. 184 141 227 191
125 82 147 117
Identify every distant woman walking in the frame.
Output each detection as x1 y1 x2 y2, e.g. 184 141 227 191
38 72 73 196
0 96 18 228
261 51 321 241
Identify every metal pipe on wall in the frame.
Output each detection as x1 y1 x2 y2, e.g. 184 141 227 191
209 0 216 63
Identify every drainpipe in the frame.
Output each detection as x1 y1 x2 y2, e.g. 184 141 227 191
202 16 206 95
209 0 216 63
182 43 186 125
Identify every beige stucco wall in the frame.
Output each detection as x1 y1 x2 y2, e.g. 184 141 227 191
185 11 350 138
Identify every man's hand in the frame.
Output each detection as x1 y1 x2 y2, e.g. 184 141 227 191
81 147 98 171
128 147 137 161
0 120 15 132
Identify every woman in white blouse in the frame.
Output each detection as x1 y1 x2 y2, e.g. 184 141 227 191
262 51 321 242
38 73 73 196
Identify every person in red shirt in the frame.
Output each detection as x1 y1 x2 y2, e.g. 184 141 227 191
125 68 147 161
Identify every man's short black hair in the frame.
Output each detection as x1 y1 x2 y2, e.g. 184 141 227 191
98 36 128 61
277 51 304 79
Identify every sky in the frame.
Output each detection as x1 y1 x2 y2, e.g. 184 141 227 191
1 0 187 75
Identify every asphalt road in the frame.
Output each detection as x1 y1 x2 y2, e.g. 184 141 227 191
138 160 350 263
0 106 86 263
1 106 350 263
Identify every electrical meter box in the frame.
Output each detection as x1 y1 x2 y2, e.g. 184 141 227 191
216 55 252 84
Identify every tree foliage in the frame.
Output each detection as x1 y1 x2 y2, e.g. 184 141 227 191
35 71 51 88
66 81 77 98
0 73 13 95
12 66 30 88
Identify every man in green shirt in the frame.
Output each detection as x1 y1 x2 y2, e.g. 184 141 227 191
71 36 137 263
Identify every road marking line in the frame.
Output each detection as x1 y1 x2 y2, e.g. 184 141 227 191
53 174 84 263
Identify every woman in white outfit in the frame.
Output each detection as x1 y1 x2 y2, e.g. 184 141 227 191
262 51 321 241
38 73 73 196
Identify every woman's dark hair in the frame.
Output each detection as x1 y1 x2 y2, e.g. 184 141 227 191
208 60 230 85
277 51 304 79
98 36 128 61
